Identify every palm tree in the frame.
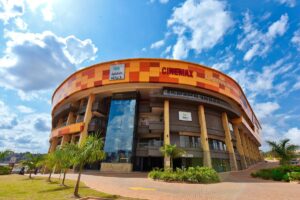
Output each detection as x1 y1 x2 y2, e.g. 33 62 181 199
58 143 77 186
68 135 106 197
0 149 13 160
267 139 299 165
160 144 185 170
41 153 56 182
21 153 44 179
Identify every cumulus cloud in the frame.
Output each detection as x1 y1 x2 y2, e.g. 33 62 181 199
229 57 294 100
0 100 18 129
237 12 288 61
17 105 35 113
0 108 51 152
14 17 27 30
211 54 234 72
150 39 165 49
167 0 233 59
284 128 300 146
275 0 296 7
0 31 97 92
41 5 53 21
291 29 300 51
0 0 24 23
254 102 280 120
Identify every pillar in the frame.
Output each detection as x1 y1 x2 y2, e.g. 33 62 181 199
61 135 71 147
246 137 254 165
79 94 95 144
233 125 247 169
66 112 76 125
163 100 171 169
198 105 212 167
240 132 251 166
222 112 238 171
49 137 58 153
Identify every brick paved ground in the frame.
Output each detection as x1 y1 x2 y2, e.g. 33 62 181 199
38 161 300 200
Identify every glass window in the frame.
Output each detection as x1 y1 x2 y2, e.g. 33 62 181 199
104 99 136 163
180 136 200 148
209 139 227 151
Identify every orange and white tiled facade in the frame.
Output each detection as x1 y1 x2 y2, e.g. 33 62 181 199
49 58 262 172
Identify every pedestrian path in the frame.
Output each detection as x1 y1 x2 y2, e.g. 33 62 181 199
39 161 300 200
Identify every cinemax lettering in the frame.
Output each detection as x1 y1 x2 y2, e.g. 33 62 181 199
162 89 231 109
162 67 193 77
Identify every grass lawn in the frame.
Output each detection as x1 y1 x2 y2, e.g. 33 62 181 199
0 174 131 200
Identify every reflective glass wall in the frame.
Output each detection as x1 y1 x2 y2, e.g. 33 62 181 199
104 99 137 163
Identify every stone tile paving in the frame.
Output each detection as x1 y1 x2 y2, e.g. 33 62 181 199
39 161 300 200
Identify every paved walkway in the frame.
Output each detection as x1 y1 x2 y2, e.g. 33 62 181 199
38 161 300 200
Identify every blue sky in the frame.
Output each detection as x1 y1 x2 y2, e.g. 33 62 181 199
0 0 299 153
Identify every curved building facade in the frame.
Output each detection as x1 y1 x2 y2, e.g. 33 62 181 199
49 58 262 172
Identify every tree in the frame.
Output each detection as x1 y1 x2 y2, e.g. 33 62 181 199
57 143 77 186
68 135 106 197
267 139 299 165
0 149 13 160
160 144 185 170
21 153 44 179
40 153 56 182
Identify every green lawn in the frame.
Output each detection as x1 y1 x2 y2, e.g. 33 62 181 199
0 175 129 200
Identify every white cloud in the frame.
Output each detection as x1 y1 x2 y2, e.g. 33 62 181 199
0 30 98 92
291 29 300 51
275 0 296 7
229 57 294 100
17 105 35 113
212 54 234 71
150 39 165 49
41 5 53 21
167 0 233 59
0 100 17 129
0 0 25 23
254 102 280 120
237 12 288 61
14 17 27 30
284 128 300 146
0 100 51 152
292 77 300 91
172 36 188 59
0 112 51 153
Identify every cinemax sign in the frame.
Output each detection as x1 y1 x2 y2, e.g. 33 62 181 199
109 64 125 80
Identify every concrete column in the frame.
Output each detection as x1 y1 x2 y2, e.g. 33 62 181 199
61 135 71 147
245 135 253 165
198 105 212 167
66 112 76 125
233 125 247 169
240 132 251 166
163 100 171 169
49 137 58 153
222 113 238 171
79 94 95 144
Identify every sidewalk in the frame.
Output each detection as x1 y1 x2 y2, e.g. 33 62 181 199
38 161 300 200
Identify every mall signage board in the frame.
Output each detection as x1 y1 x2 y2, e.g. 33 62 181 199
109 64 125 80
179 111 192 121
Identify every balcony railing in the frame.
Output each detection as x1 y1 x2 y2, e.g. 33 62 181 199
50 122 84 138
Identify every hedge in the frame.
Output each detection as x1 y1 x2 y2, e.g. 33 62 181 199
148 167 220 183
251 165 300 182
0 166 11 175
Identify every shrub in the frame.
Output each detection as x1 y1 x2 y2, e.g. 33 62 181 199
287 172 300 181
251 165 300 181
148 166 220 184
0 166 11 175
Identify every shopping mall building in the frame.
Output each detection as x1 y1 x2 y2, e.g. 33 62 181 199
49 58 262 172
